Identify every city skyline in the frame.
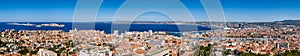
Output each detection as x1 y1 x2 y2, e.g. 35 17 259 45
0 0 300 22
1 0 300 56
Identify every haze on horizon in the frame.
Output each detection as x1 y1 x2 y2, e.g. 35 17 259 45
0 0 300 22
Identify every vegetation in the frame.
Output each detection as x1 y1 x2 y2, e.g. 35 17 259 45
0 33 77 55
237 50 300 56
0 38 9 54
66 40 75 48
18 48 29 55
0 39 3 47
68 51 76 54
0 38 7 47
48 47 65 55
276 50 300 56
238 52 268 56
45 40 77 55
223 49 231 55
194 44 212 56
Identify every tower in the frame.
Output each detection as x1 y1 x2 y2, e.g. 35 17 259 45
148 30 153 35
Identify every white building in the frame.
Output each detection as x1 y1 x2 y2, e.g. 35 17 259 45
37 49 57 56
114 30 119 36
79 48 112 56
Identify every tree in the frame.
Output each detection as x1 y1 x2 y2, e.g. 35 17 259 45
0 38 7 47
67 40 75 48
197 45 213 56
29 50 38 55
276 50 300 56
213 43 218 46
239 52 255 56
68 51 76 55
0 39 3 47
18 48 29 55
223 49 231 55
239 52 269 56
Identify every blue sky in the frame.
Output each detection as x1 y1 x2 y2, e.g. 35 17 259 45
0 0 299 22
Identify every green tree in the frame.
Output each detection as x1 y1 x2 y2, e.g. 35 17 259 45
277 50 300 56
29 50 38 55
68 51 76 55
196 45 212 56
18 48 29 55
223 49 231 55
239 52 269 56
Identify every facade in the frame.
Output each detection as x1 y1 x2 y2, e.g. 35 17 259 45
79 49 112 56
37 49 57 56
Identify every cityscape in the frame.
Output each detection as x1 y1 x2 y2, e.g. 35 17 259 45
1 21 300 56
1 0 300 56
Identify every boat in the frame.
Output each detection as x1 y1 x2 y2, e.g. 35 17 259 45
36 25 42 27
57 24 65 27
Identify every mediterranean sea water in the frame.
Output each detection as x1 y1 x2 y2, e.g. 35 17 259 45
0 22 211 34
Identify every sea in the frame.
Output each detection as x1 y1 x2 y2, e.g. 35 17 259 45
0 22 211 36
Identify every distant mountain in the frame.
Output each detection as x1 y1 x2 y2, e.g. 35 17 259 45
275 20 300 25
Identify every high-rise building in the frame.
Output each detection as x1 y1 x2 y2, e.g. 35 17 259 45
276 43 280 48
